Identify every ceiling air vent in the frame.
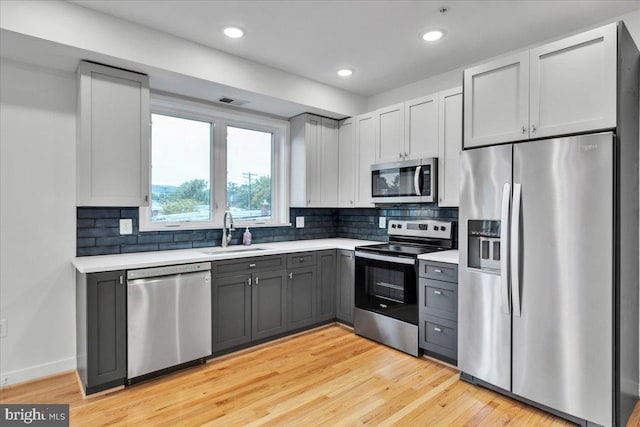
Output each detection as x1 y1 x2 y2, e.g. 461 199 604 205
217 97 248 107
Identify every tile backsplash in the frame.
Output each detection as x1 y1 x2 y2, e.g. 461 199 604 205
76 206 458 256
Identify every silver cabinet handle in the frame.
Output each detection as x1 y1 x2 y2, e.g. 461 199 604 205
404 151 408 159
511 183 522 317
255 277 259 285
521 126 526 134
248 277 252 286
433 290 443 295
289 272 293 279
433 327 442 333
500 183 511 315
434 268 442 273
119 275 124 285
399 152 403 159
531 124 537 133
249 263 256 268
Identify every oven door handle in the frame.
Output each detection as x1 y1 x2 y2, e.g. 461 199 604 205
354 251 415 265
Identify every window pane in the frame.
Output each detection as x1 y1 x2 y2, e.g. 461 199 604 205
151 114 211 222
226 126 273 220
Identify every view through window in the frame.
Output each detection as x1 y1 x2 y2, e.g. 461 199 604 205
150 113 211 223
226 126 273 220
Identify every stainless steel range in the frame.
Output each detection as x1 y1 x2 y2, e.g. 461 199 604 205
354 220 454 356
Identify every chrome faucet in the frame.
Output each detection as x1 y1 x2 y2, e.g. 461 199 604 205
222 208 235 248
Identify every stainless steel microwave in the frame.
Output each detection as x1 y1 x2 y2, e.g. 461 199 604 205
371 158 437 204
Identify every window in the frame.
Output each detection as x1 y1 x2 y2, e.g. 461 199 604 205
150 114 212 223
226 126 273 220
139 95 289 231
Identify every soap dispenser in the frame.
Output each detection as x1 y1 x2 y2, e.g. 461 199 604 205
243 227 252 246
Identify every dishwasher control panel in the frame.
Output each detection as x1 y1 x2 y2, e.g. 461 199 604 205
127 262 211 280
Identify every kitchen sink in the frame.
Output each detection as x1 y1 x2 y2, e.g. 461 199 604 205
199 247 266 255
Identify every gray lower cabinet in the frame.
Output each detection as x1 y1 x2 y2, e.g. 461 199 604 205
316 250 337 322
252 270 288 340
287 265 317 330
76 270 127 395
418 260 459 364
212 274 252 351
336 249 355 324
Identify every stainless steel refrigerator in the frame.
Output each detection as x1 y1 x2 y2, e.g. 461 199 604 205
459 128 638 426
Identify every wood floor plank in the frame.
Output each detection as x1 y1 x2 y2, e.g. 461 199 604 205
1 324 637 426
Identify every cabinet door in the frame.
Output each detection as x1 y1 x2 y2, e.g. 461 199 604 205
213 274 252 352
405 94 439 159
355 113 376 207
316 250 337 322
375 103 405 162
320 118 339 207
252 271 287 340
305 116 322 207
338 118 356 207
77 62 149 207
287 266 317 330
529 23 616 139
437 87 463 207
463 52 529 148
87 271 126 390
336 250 355 324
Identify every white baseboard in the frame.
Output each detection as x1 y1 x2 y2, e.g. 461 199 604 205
1 357 76 387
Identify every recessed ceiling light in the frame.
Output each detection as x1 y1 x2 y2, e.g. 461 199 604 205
337 69 353 77
223 26 244 39
422 30 444 42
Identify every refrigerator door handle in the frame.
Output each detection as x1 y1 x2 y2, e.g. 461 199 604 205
414 165 422 196
500 183 511 315
511 183 522 317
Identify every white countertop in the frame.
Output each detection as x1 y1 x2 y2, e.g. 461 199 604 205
73 238 378 273
417 249 459 265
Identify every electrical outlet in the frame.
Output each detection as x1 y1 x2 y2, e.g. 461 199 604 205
296 217 305 228
379 217 386 229
0 319 7 338
120 219 133 235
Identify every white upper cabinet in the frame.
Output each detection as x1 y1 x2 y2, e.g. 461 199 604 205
290 114 339 207
437 87 463 207
320 118 339 207
338 118 356 208
355 113 376 207
405 94 439 159
464 23 617 148
464 52 530 148
77 61 150 206
375 103 405 163
529 23 616 139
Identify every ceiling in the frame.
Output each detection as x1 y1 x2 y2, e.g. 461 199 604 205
69 0 640 97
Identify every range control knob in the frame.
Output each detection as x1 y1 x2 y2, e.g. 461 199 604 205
434 226 439 231
391 224 397 228
397 224 402 229
441 226 446 231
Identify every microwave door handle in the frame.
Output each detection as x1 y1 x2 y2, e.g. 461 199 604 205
414 165 422 196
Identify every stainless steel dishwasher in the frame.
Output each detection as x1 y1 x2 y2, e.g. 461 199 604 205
127 262 212 381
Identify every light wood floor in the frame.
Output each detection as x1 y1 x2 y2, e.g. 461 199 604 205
1 324 639 426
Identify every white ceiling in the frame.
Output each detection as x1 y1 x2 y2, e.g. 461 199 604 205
70 0 640 97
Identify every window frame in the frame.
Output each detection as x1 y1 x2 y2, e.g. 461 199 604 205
139 93 290 232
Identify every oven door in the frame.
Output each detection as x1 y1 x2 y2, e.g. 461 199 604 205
354 251 418 324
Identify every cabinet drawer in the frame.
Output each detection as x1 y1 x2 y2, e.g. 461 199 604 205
286 252 316 268
419 278 457 321
419 314 457 361
213 255 284 277
420 260 458 283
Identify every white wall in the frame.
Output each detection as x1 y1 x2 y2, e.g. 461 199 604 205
0 60 76 385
